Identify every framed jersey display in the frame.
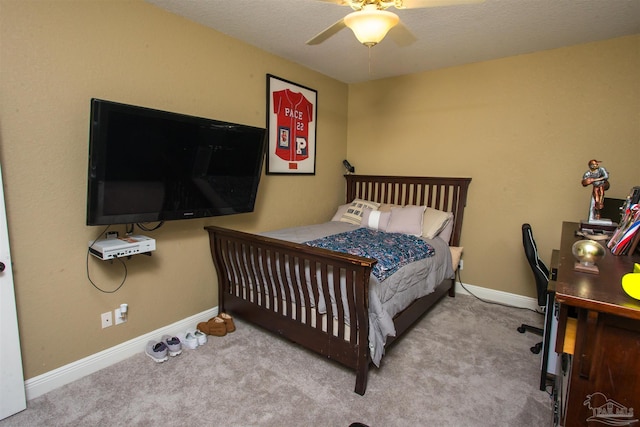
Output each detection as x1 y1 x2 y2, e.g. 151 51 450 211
266 74 317 174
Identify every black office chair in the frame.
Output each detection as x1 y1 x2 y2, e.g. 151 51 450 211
517 223 550 354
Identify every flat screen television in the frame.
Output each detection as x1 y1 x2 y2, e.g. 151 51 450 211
87 99 267 226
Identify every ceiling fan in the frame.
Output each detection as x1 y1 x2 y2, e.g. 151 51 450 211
307 0 484 47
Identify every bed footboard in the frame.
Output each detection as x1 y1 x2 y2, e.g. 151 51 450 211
205 225 377 395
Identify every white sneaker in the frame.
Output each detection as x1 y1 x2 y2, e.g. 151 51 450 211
179 331 198 350
193 329 207 346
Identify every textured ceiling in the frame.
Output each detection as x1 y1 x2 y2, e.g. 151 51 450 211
145 0 640 84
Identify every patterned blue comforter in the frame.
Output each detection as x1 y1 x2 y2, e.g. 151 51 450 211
304 228 435 282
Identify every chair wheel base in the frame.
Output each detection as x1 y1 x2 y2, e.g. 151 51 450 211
530 342 542 354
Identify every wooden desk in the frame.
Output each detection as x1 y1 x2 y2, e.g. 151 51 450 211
552 222 640 427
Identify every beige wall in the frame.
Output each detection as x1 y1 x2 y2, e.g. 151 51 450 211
0 0 348 379
347 35 640 298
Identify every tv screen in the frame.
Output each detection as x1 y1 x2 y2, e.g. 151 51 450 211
87 99 267 226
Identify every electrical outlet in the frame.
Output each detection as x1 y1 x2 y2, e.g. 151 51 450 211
114 308 126 325
459 259 464 270
101 311 113 328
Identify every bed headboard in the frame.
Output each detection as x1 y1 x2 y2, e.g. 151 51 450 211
344 175 472 247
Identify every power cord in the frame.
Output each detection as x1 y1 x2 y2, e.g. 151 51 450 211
136 221 164 232
456 268 544 316
86 225 128 293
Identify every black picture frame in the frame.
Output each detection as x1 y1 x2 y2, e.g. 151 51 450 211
266 74 317 175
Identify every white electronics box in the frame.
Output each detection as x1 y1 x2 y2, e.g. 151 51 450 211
89 235 156 260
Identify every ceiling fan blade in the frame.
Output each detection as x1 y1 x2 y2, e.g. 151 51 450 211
388 21 417 46
400 0 484 8
306 19 347 45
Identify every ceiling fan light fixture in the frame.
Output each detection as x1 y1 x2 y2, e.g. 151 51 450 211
344 9 399 47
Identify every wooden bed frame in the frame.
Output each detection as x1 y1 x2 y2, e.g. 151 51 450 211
205 175 471 395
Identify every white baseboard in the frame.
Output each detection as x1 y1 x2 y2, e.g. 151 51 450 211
455 281 540 311
23 283 538 401
24 307 218 401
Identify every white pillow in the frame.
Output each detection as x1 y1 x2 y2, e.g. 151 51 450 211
340 199 381 225
437 213 455 243
331 203 351 222
422 207 452 239
386 205 426 236
361 208 391 231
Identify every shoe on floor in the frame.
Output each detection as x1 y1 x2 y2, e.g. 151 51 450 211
193 329 207 346
145 340 168 363
179 331 199 350
197 317 227 336
162 335 182 356
219 312 236 333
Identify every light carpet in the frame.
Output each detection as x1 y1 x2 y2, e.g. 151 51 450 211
1 294 553 426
